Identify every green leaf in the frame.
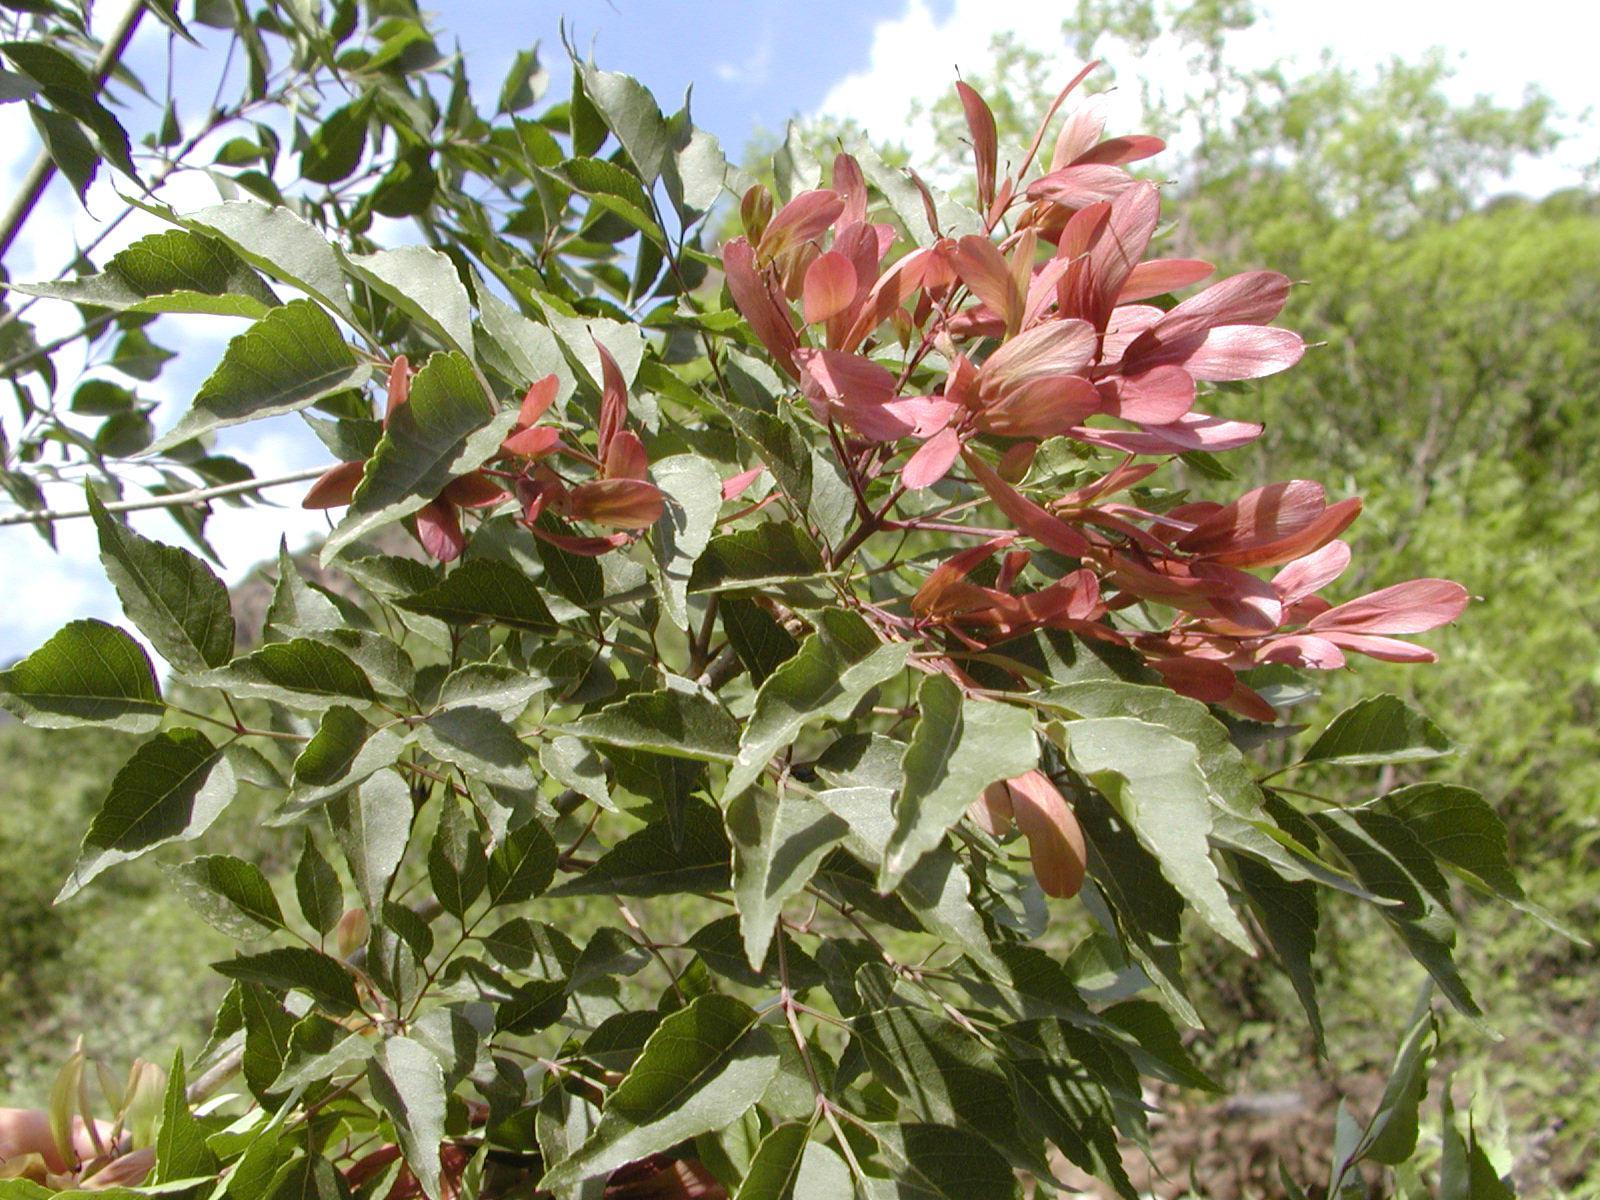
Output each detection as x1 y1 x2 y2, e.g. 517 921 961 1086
549 799 730 897
568 925 651 991
0 618 162 733
690 523 826 595
367 1036 447 1200
180 202 354 321
567 688 739 763
154 1050 217 1184
172 854 285 938
531 519 604 607
1310 809 1481 1018
706 363 812 509
669 127 728 219
728 787 848 969
396 557 555 631
299 100 368 184
1302 693 1452 766
88 490 235 673
29 103 98 199
264 540 346 639
295 831 343 937
649 454 723 629
1101 999 1220 1091
1362 995 1436 1166
541 735 613 810
324 352 513 561
881 675 1037 890
436 662 545 716
727 609 912 798
486 818 557 906
1034 679 1347 889
429 794 487 919
852 1003 1045 1174
732 1121 811 1200
999 1022 1134 1197
538 994 779 1191
859 1122 1020 1199
213 947 360 1015
1383 782 1578 940
497 45 548 113
199 637 376 708
59 727 235 901
150 300 367 451
552 155 665 243
1379 783 1516 899
495 979 568 1035
262 1154 345 1200
577 64 671 183
1438 1084 1515 1200
417 706 534 789
475 287 575 405
719 597 798 686
342 245 474 357
15 228 279 317
273 1025 373 1092
1064 716 1254 952
1233 853 1324 1052
330 772 413 913
290 706 407 807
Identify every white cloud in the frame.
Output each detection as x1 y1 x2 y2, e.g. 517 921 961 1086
814 0 1598 195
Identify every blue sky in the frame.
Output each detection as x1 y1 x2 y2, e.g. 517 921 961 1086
2 0 1595 663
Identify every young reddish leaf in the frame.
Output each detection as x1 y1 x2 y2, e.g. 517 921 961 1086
303 461 365 509
1004 770 1087 899
755 189 845 263
1308 579 1470 636
722 237 800 377
384 355 410 423
1272 540 1352 603
902 426 962 490
956 81 998 212
832 152 868 227
563 479 666 530
964 448 1092 558
1117 257 1215 302
415 499 465 562
802 250 858 325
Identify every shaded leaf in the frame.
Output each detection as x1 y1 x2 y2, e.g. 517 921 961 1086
213 947 360 1015
538 994 779 1191
396 557 555 631
550 798 730 897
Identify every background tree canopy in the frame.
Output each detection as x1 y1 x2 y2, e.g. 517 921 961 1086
0 2 1594 1198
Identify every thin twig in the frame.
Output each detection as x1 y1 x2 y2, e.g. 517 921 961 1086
0 467 328 526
